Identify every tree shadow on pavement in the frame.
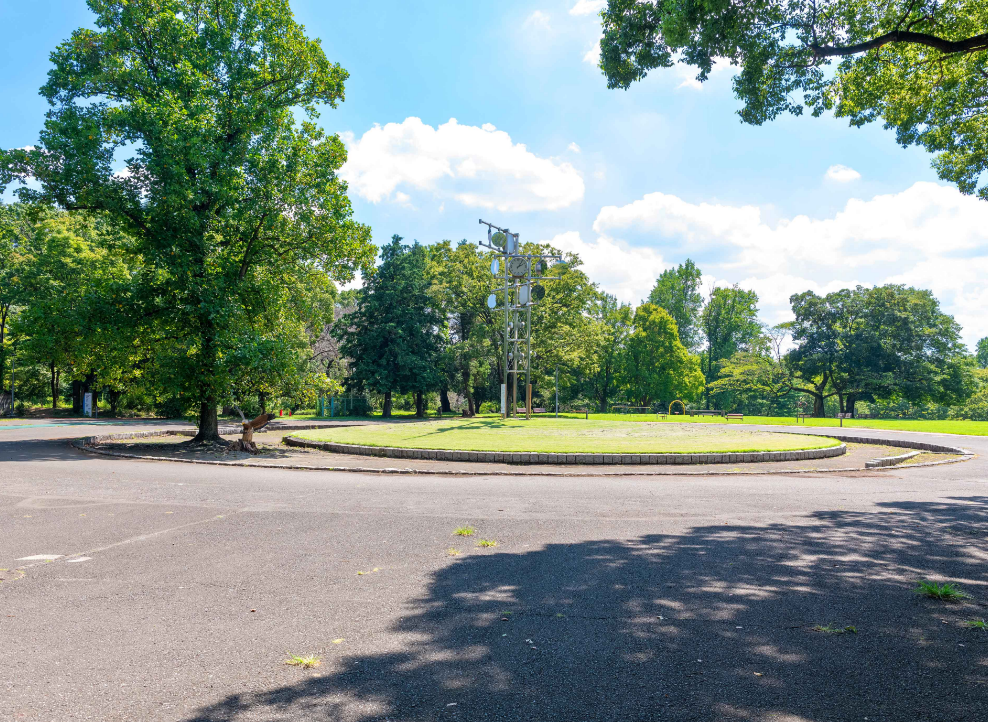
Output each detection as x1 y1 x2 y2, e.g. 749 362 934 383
0 438 97 463
185 497 988 722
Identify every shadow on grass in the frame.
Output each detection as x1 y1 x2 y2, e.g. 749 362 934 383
185 498 988 722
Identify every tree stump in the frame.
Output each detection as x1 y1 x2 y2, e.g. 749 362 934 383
231 412 275 454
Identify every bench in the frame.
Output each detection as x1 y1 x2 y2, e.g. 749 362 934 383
726 413 743 421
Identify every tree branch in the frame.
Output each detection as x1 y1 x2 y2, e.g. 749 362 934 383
811 30 988 58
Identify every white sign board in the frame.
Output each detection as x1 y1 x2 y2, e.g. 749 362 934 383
83 392 93 417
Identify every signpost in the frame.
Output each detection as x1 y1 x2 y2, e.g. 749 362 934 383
479 219 561 419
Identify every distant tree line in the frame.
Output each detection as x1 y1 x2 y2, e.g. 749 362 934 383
327 239 982 420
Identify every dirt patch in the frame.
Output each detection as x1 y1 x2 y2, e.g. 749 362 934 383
898 452 966 466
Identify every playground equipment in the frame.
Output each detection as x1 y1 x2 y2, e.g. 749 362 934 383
669 399 686 416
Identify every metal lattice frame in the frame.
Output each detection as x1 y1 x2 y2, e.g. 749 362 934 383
479 219 561 419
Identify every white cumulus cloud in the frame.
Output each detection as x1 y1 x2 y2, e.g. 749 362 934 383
570 0 606 15
568 142 581 153
673 57 733 90
524 10 551 29
825 164 862 182
340 117 584 212
588 182 988 346
541 231 669 305
583 36 602 64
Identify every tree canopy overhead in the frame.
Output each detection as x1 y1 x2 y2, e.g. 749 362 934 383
0 0 373 439
599 0 988 198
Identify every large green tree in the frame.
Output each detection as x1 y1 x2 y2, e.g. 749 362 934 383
585 293 633 413
0 203 32 394
335 236 445 419
788 285 973 415
976 337 988 369
526 246 601 410
12 209 138 411
647 259 703 351
620 303 704 408
700 285 761 408
598 0 988 198
426 240 498 416
0 0 372 439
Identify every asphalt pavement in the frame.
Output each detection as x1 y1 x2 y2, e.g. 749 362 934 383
1 420 987 721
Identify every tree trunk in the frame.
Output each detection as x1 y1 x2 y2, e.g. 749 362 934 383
0 303 7 392
382 390 392 419
813 394 825 417
440 387 452 414
50 362 59 409
72 380 83 413
704 351 712 409
415 391 424 418
461 368 475 416
109 390 121 415
258 391 268 414
847 395 858 418
193 400 221 442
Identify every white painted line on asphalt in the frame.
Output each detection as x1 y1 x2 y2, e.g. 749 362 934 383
16 554 63 561
66 557 91 563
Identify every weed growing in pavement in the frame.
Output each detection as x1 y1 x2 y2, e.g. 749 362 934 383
447 548 461 556
915 580 971 602
454 526 475 536
477 539 497 548
966 619 988 630
284 654 322 669
812 624 857 634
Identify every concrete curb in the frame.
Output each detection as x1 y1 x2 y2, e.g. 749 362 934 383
866 450 920 469
798 432 971 455
70 429 974 477
282 436 847 465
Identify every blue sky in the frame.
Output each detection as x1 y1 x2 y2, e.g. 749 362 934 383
4 1 986 346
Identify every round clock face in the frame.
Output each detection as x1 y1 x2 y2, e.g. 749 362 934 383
507 256 530 277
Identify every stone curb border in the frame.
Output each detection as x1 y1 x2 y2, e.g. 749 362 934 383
866 450 920 469
282 437 847 465
70 430 974 477
803 432 970 455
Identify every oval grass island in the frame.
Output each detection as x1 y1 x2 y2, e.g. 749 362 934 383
288 418 845 466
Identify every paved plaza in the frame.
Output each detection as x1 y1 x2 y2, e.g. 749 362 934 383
2 421 987 721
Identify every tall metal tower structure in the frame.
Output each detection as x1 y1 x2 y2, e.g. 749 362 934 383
479 219 562 419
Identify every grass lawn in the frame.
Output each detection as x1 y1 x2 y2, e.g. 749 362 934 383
547 413 988 437
278 410 462 422
295 417 840 454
